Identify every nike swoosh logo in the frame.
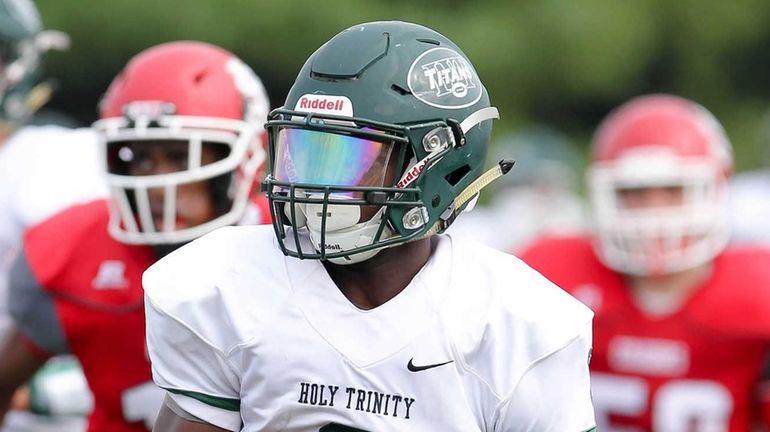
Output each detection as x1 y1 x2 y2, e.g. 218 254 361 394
407 358 454 372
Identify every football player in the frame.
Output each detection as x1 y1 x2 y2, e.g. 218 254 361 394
144 21 597 432
0 0 94 344
0 1 100 431
0 41 271 432
519 94 770 431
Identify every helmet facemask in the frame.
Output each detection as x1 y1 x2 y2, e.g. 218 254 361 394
589 148 728 276
96 111 264 245
263 109 474 264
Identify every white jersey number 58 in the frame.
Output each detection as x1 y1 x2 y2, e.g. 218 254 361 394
591 373 733 431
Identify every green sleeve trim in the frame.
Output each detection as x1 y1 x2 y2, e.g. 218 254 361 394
163 387 240 412
582 427 597 432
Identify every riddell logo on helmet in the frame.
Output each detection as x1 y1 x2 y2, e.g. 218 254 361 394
299 97 343 111
320 243 342 251
397 159 428 189
295 95 354 117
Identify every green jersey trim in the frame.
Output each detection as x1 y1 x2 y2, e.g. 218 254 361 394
163 387 240 412
582 427 597 432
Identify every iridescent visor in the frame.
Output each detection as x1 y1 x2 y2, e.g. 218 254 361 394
274 128 395 189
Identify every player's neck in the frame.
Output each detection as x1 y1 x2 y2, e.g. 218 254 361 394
322 236 438 310
151 242 187 259
627 263 713 317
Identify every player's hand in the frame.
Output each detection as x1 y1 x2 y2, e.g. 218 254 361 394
10 386 29 410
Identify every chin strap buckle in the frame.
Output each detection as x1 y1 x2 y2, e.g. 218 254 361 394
419 159 515 238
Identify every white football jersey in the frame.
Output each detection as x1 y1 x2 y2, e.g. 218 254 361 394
144 225 596 432
728 169 770 244
0 125 108 338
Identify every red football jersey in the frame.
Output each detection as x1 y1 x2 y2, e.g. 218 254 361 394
16 196 271 431
20 199 157 431
519 235 770 432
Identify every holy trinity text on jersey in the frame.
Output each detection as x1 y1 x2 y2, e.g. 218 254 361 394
297 381 416 419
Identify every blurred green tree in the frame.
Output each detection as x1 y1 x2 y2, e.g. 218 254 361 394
35 0 770 171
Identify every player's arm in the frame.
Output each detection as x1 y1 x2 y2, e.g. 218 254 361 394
0 326 50 422
153 395 230 432
495 320 596 432
0 246 68 421
144 293 242 431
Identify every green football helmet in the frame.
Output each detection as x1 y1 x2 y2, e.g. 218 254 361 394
263 21 505 264
0 0 68 131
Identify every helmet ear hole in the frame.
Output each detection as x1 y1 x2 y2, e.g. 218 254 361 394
445 164 471 186
431 195 441 208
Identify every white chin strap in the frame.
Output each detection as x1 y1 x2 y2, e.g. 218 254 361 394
301 193 393 265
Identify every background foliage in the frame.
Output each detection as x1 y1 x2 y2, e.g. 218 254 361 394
36 0 770 172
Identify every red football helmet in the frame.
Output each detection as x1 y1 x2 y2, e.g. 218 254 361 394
94 41 269 245
588 94 733 276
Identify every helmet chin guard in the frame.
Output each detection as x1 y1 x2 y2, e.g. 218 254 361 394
303 195 393 265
